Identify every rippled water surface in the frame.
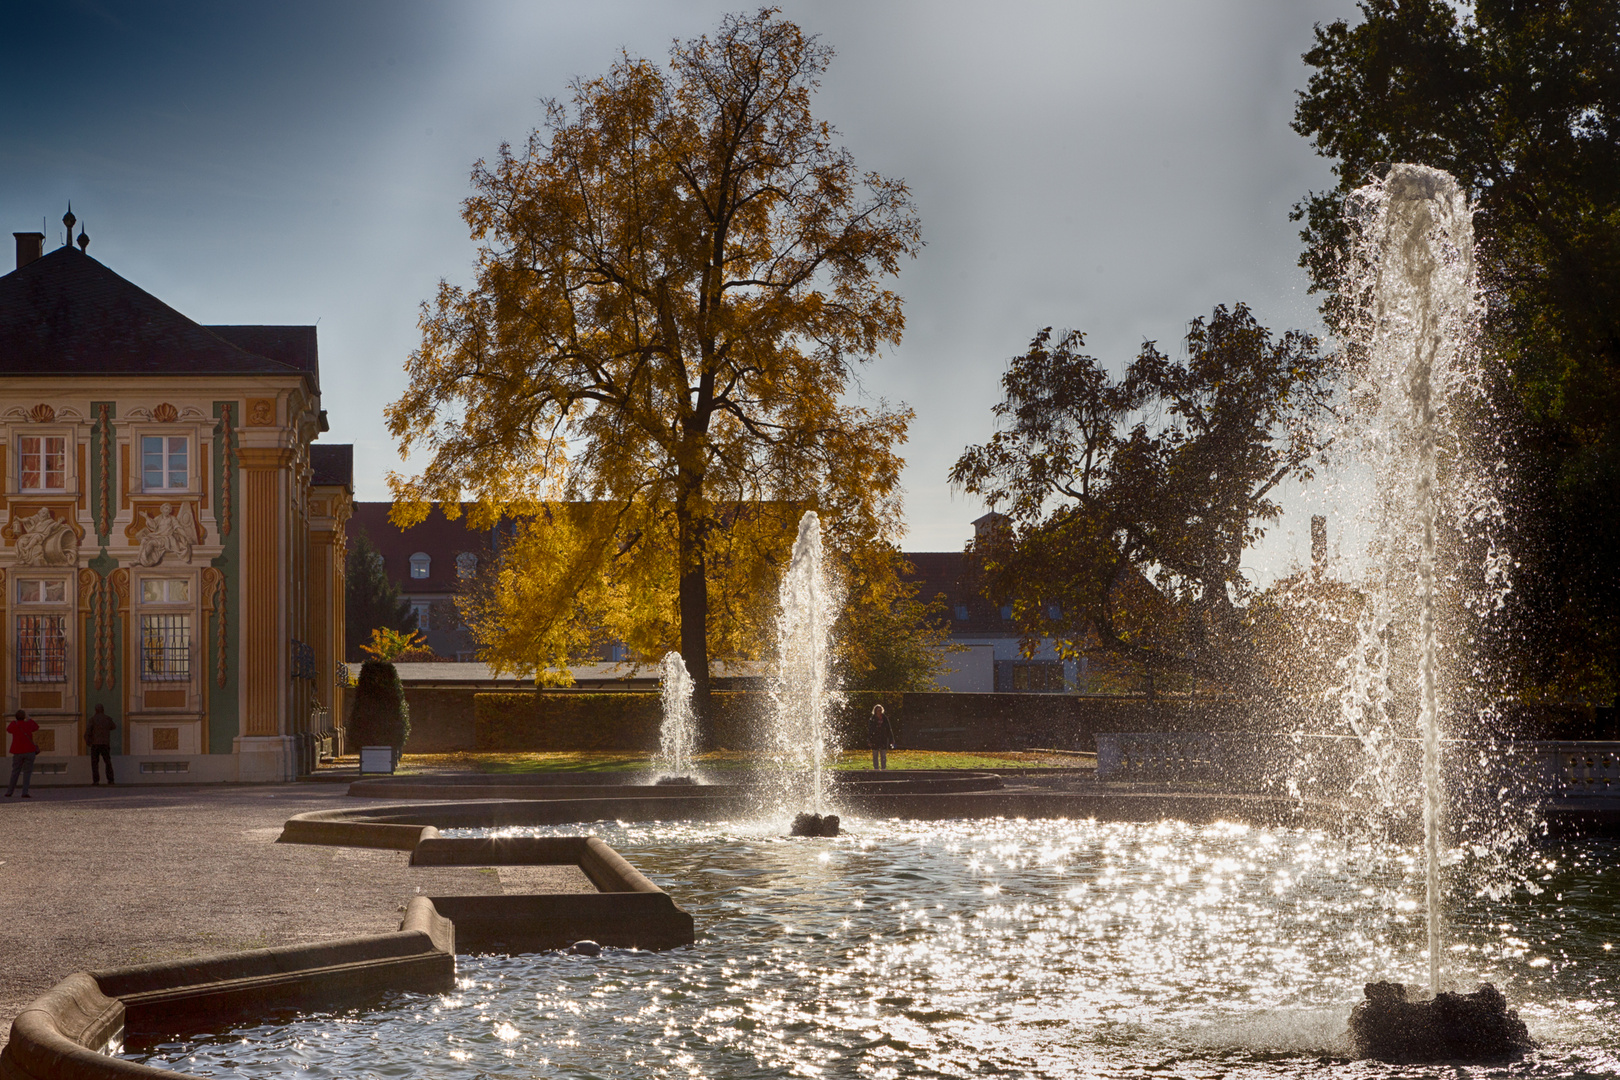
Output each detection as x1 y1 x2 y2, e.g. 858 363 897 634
129 819 1620 1078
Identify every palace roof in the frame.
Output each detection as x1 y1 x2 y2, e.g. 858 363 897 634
0 244 317 385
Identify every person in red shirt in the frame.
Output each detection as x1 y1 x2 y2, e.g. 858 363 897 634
6 709 41 798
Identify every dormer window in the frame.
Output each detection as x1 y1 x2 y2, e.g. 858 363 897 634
19 435 66 491
409 552 431 579
142 435 188 491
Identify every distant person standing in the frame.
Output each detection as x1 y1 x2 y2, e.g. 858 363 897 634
868 704 895 771
85 704 117 786
6 709 40 798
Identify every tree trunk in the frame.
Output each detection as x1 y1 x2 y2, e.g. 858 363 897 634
676 487 713 744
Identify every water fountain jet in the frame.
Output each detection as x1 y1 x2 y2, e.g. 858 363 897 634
1339 162 1532 1062
766 511 841 828
653 651 700 784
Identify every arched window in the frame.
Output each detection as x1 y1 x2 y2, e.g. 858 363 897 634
409 552 431 580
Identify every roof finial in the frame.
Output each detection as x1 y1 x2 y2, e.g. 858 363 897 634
77 221 89 253
62 203 76 249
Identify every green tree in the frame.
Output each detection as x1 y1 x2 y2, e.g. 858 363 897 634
387 10 920 712
950 305 1335 685
1292 0 1620 700
836 547 953 693
345 533 415 663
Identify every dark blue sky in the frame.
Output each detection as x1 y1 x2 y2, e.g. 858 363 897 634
2 0 1361 573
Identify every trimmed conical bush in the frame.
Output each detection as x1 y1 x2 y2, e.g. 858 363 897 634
348 660 410 752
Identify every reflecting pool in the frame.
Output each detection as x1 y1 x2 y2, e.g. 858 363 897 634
128 819 1620 1078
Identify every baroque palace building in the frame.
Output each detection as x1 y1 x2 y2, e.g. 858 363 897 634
0 218 352 783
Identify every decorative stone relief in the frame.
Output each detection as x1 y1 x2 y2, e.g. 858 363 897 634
132 502 198 566
152 403 179 423
246 398 276 426
12 507 78 566
29 403 55 423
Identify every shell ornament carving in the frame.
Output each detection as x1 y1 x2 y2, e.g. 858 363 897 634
152 403 179 423
29 403 55 423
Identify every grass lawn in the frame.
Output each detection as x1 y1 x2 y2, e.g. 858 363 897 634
390 749 1094 775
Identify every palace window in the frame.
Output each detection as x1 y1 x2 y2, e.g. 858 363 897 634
139 614 191 682
17 579 66 604
19 435 66 491
140 578 191 604
141 435 189 491
17 615 67 683
16 576 68 683
456 552 478 579
409 552 431 579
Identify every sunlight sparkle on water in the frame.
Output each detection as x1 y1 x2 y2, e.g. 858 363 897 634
129 819 1620 1078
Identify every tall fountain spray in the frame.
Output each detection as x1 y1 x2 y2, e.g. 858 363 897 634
1347 163 1480 995
767 511 841 817
655 651 698 781
1336 165 1536 1062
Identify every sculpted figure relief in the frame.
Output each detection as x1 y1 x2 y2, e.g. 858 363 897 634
14 507 78 567
134 503 196 566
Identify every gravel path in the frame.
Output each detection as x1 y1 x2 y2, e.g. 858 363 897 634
0 782 590 1049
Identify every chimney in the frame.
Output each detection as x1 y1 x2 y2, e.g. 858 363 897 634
1311 514 1327 569
14 232 44 270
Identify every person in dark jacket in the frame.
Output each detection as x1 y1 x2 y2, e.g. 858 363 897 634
85 704 118 786
868 704 895 771
6 709 40 798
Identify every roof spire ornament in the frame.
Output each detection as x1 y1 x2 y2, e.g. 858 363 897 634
62 203 76 248
77 221 89 253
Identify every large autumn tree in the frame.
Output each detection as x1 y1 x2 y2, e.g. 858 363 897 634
387 10 920 703
950 305 1335 687
1292 0 1620 699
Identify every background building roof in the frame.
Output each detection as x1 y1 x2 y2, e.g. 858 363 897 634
310 444 354 489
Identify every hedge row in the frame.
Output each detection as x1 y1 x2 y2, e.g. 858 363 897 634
473 691 897 752
469 690 1250 753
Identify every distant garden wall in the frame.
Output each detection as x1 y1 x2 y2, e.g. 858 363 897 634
397 682 1617 756
464 690 1251 754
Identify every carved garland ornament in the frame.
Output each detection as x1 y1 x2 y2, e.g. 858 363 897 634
97 404 113 538
203 567 227 688
219 403 236 538
82 568 126 690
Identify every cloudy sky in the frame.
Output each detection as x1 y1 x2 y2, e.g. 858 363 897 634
2 0 1363 575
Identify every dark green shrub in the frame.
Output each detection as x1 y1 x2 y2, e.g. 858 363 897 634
349 661 411 751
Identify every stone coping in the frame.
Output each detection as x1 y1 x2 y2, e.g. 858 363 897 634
5 814 696 1080
346 769 1012 803
0 898 454 1080
291 788 1338 831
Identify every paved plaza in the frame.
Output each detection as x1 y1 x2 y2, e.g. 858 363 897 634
0 782 588 1051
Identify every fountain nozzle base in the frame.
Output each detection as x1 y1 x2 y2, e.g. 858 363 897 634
790 812 840 837
1349 981 1535 1062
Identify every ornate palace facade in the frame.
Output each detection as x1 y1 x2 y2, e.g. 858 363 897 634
0 226 351 782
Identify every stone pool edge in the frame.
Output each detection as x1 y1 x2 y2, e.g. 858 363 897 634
0 897 455 1080
4 812 697 1080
